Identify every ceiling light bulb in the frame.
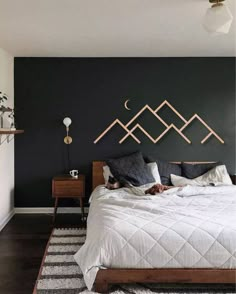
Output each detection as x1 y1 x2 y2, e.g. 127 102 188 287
203 2 233 34
63 117 72 128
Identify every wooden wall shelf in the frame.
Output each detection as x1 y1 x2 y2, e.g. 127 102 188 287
0 129 24 135
0 129 24 145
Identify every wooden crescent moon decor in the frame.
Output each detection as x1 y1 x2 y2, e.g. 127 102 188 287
124 99 131 111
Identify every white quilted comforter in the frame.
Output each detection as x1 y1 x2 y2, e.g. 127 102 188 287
74 184 236 290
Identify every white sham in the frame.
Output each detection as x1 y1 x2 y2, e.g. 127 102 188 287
171 165 232 187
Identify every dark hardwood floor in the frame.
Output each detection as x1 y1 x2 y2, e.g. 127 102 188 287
0 214 83 294
1 214 235 294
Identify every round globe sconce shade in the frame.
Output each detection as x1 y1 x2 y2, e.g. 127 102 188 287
63 117 72 128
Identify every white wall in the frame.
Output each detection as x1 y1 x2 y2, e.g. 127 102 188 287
0 48 14 230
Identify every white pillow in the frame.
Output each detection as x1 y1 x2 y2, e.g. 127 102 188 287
103 162 161 185
147 162 161 184
103 165 113 184
171 165 232 187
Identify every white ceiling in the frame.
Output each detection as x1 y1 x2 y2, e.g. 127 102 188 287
0 0 235 57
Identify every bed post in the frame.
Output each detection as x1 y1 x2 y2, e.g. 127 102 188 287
95 280 109 293
95 270 110 293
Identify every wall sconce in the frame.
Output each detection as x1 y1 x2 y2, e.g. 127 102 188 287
63 117 72 144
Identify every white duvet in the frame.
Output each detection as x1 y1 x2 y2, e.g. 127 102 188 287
74 184 236 290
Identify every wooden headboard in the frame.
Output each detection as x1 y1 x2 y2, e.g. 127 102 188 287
92 161 106 190
92 160 236 190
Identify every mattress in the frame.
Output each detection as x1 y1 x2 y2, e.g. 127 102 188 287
74 184 236 290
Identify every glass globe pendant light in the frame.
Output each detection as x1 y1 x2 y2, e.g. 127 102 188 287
203 0 233 34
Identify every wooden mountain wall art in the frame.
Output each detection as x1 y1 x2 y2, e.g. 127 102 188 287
94 100 224 145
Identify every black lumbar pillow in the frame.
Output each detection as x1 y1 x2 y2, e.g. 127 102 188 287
181 162 221 179
157 159 182 186
106 151 155 187
145 156 182 186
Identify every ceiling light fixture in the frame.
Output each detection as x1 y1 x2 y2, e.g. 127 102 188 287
203 0 233 34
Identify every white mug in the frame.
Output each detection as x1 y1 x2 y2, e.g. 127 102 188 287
70 170 79 178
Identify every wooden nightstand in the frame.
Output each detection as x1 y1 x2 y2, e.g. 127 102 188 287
52 175 85 223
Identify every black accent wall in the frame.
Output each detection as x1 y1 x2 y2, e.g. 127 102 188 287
15 58 235 207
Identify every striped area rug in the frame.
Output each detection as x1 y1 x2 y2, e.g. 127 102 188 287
34 228 236 294
34 228 87 294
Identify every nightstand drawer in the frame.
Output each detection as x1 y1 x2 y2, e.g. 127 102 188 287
53 180 84 197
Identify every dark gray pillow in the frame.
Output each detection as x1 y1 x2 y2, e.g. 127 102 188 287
106 152 155 187
181 162 221 179
157 159 182 186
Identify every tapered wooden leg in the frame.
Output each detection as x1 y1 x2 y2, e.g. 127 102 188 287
80 197 84 221
53 197 58 224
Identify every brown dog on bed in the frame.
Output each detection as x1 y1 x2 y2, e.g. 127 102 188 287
145 184 172 195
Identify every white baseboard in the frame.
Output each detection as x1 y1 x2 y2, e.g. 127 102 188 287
0 209 15 231
14 207 89 214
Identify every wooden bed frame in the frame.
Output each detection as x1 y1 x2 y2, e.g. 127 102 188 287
92 161 236 293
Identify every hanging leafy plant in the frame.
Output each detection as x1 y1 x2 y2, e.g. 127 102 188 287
8 109 16 130
0 91 8 107
0 91 9 114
